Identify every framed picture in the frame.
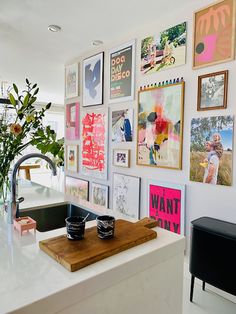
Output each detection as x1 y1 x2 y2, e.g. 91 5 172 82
137 82 185 169
197 70 228 111
193 0 235 69
66 145 78 172
65 102 80 140
190 115 234 186
113 149 130 168
81 108 108 179
91 182 109 208
141 22 187 74
82 52 104 107
112 173 140 219
65 63 79 99
65 176 89 201
112 108 133 143
109 40 135 103
148 180 185 235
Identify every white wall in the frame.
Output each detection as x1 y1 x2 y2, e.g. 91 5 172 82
65 0 236 254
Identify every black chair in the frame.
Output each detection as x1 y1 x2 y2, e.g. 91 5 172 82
189 216 236 302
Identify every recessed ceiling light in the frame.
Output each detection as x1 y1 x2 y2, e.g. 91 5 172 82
92 40 103 46
48 25 62 32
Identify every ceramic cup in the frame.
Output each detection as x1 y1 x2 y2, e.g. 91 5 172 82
65 216 85 240
96 215 115 239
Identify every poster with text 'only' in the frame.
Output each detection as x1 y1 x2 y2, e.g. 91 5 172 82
109 40 135 103
81 108 108 180
148 180 185 235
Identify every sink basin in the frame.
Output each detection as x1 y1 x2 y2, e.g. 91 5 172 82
20 203 98 232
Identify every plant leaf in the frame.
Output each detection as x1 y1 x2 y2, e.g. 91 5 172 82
9 93 16 106
13 83 18 95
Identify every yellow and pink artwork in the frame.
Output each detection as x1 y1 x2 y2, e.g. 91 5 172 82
137 83 184 170
193 0 235 69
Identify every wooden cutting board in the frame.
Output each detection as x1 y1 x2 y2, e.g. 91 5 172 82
39 217 158 272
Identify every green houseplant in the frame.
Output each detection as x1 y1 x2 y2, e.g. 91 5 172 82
0 79 64 209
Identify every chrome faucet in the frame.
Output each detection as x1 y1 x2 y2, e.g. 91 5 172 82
8 153 57 224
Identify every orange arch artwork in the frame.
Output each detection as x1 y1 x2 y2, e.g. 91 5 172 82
193 0 235 69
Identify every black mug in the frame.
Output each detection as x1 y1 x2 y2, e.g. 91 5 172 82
65 216 85 240
97 215 115 239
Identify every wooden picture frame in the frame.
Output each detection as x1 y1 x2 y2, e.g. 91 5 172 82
193 0 235 69
148 180 185 235
82 52 104 107
66 145 78 172
113 149 130 168
197 70 228 111
137 82 185 170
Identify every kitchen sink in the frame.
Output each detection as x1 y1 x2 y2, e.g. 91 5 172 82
20 203 98 232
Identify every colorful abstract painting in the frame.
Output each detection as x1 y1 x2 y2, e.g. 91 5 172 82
65 102 79 140
190 115 234 186
109 40 135 103
148 180 185 235
193 0 235 68
112 109 133 143
65 176 89 201
137 82 184 169
141 22 186 74
81 108 108 179
112 173 140 219
83 52 104 106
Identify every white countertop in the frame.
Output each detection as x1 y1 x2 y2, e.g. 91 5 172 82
0 181 185 314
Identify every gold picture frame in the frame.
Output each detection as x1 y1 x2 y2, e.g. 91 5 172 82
137 82 185 170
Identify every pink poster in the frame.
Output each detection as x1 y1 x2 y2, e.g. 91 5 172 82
149 184 183 234
66 102 79 140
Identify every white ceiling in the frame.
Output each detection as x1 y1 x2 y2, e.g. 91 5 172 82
0 0 191 105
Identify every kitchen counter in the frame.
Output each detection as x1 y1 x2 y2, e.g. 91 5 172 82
0 181 185 314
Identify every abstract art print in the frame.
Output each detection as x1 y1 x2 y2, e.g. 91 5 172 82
197 70 228 110
137 82 184 169
112 109 133 143
112 173 140 219
91 182 109 208
113 149 130 168
148 180 185 235
83 52 104 106
190 115 234 186
193 0 235 69
65 102 80 140
81 108 108 179
141 22 186 74
65 63 79 99
109 40 135 103
66 145 78 172
65 176 89 201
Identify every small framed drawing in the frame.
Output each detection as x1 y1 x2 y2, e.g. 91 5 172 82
113 173 140 219
82 52 104 107
109 39 135 103
65 63 79 99
66 145 78 172
148 180 185 235
113 149 130 168
91 182 109 208
65 176 89 201
197 70 228 111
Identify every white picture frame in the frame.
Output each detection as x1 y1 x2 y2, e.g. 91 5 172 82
113 149 130 168
65 63 79 99
109 39 135 103
66 145 78 172
91 182 109 208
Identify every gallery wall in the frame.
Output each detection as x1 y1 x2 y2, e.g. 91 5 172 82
64 0 236 254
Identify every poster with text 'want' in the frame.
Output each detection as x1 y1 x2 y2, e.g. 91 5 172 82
148 181 185 235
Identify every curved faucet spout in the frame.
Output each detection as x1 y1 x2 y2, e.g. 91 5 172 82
8 153 57 224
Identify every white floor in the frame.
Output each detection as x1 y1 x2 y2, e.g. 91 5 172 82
183 274 236 314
